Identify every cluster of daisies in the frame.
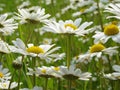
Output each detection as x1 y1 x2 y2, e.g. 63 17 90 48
0 0 120 89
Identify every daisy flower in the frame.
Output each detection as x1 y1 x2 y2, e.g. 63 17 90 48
0 65 11 80
57 65 92 80
72 5 97 17
20 86 43 90
12 56 23 69
42 18 93 36
50 66 62 78
35 66 54 78
42 38 53 45
104 3 120 19
27 68 35 76
0 80 18 89
0 40 11 54
11 38 61 62
17 0 31 9
15 8 50 24
93 24 120 44
104 65 120 80
76 43 118 63
0 14 18 36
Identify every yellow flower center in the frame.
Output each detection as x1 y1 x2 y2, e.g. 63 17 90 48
0 23 4 28
53 67 60 71
65 23 77 30
2 83 7 88
26 46 44 54
0 72 4 78
90 44 105 53
41 69 46 74
43 40 49 44
80 8 86 13
104 24 119 35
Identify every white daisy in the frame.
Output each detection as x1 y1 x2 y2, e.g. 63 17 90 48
0 65 11 80
0 80 18 89
35 66 54 78
50 66 62 78
104 3 120 19
20 86 43 90
93 24 120 44
0 14 18 36
12 56 23 69
42 38 52 45
15 8 50 24
76 43 118 63
11 38 61 62
56 65 92 81
42 18 93 36
72 5 97 17
0 40 11 54
104 65 120 80
27 68 35 76
17 0 31 9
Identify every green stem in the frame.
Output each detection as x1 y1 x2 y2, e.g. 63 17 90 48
67 80 72 90
84 81 88 90
18 25 23 40
25 28 34 44
58 78 61 90
114 80 120 90
18 69 21 90
44 78 48 90
98 59 104 90
8 70 16 90
32 58 36 86
108 55 112 72
96 0 104 31
66 34 71 68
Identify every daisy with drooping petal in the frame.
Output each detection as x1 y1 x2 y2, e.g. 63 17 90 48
15 7 50 24
57 65 92 81
104 3 120 19
104 65 120 80
0 40 11 54
0 65 11 80
12 56 23 69
0 14 18 36
11 38 62 62
93 24 120 44
76 43 118 63
42 18 93 36
0 80 18 89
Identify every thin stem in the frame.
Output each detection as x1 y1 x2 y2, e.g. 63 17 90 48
98 59 104 90
32 58 36 86
18 25 23 40
108 56 112 72
84 81 88 90
66 34 71 68
8 70 16 90
25 28 34 44
114 80 120 90
96 0 104 31
67 80 72 90
44 78 48 90
18 69 21 90
58 78 61 90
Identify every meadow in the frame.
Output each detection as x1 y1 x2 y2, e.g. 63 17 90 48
0 0 120 90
